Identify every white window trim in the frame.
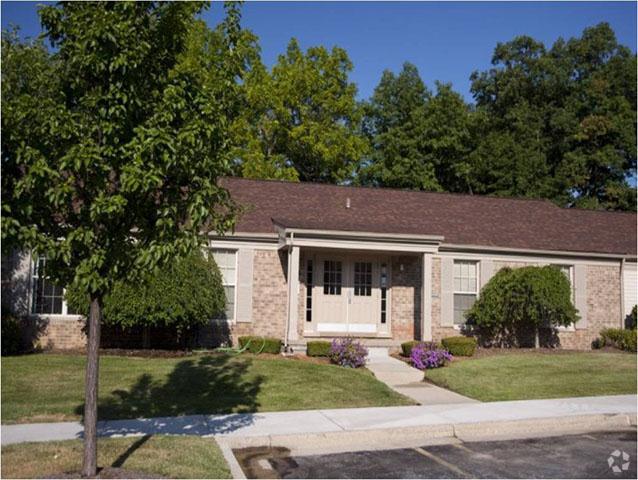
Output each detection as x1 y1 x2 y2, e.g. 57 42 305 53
29 256 80 318
211 248 238 323
453 260 479 328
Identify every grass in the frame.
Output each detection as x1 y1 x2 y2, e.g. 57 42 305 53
1 353 413 424
424 351 637 402
0 435 230 479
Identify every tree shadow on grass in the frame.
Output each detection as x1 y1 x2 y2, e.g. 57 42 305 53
75 354 263 436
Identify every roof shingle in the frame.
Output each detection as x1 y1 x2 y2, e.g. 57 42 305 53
221 177 637 256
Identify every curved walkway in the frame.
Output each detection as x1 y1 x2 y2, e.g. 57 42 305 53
366 348 479 405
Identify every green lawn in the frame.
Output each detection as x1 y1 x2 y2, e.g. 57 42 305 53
1 435 230 479
424 352 637 402
1 353 413 424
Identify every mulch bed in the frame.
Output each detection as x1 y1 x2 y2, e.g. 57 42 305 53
51 467 164 479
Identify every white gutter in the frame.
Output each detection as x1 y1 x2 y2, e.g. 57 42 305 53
440 243 636 261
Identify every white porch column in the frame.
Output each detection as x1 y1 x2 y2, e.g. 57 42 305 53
286 245 300 344
421 253 433 341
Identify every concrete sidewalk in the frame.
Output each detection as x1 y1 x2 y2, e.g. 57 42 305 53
2 395 636 446
366 349 478 405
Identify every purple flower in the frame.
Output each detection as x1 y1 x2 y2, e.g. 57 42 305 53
329 337 368 368
410 342 452 370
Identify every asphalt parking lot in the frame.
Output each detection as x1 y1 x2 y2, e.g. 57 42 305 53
237 430 637 479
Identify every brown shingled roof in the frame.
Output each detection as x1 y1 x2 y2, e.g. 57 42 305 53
221 177 637 256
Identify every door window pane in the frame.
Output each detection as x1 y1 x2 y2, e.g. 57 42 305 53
323 261 342 295
354 262 372 296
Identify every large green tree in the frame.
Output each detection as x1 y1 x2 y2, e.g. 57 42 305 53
470 23 636 210
359 63 474 192
232 38 368 182
2 2 245 475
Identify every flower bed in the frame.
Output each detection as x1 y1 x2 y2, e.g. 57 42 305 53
410 342 452 370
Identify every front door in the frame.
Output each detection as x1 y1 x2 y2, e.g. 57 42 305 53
312 254 389 335
347 258 379 334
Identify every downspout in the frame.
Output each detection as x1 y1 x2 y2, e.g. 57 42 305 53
284 232 294 350
620 258 625 329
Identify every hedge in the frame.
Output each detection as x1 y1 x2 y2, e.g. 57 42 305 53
400 340 419 357
238 336 282 354
306 341 331 357
441 336 477 356
599 328 637 353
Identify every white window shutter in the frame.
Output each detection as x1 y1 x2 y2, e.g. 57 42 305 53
441 257 454 327
574 264 588 329
235 249 254 323
480 259 494 291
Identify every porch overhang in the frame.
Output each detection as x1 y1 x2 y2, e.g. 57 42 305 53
274 222 443 254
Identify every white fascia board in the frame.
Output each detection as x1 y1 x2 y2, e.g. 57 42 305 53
276 225 443 253
209 232 279 250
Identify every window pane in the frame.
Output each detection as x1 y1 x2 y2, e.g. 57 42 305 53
223 285 235 320
454 294 476 325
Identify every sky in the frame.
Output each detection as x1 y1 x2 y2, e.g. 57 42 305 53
2 1 636 102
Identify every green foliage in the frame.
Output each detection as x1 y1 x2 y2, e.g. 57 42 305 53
232 38 368 182
306 341 331 357
441 336 477 356
626 305 637 330
2 2 244 298
360 63 474 192
599 328 637 352
66 252 225 334
469 23 636 210
466 266 579 346
400 340 420 357
1 310 22 356
238 336 282 354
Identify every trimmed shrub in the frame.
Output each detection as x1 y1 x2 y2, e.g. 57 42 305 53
599 328 637 353
466 266 578 348
410 342 452 370
329 338 368 368
626 305 637 330
238 336 282 354
441 336 477 356
306 341 331 357
66 251 226 347
1 311 22 356
401 340 420 357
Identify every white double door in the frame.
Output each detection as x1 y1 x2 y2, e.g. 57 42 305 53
313 254 388 334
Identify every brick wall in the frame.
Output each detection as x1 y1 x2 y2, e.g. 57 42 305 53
390 255 420 341
237 249 288 341
21 316 86 350
460 259 621 350
558 264 622 349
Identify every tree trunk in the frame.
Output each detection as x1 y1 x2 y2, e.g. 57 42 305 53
82 295 102 478
534 327 540 349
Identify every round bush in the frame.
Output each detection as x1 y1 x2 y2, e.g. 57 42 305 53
329 338 368 368
441 336 477 356
466 266 578 347
306 341 331 357
66 251 225 337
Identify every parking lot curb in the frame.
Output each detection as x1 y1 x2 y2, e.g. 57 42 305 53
220 413 637 455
